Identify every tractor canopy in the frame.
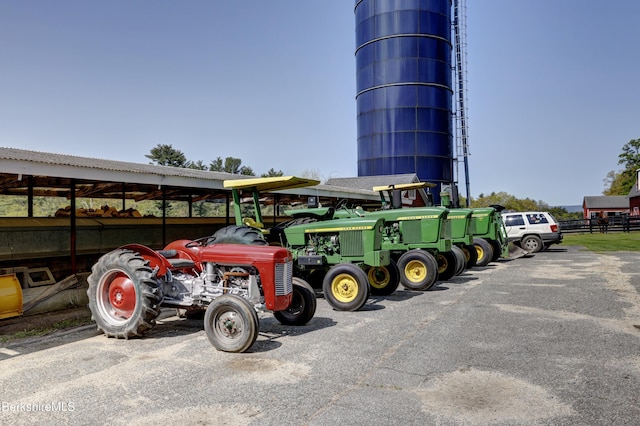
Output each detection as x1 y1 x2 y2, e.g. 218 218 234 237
224 176 320 229
224 176 320 192
373 182 436 209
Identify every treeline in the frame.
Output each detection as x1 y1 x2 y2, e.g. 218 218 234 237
145 144 283 177
468 192 581 220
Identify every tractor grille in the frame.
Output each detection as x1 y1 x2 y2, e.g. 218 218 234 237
275 260 293 296
402 221 422 244
340 231 364 256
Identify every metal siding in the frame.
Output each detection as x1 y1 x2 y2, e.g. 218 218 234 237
355 0 453 203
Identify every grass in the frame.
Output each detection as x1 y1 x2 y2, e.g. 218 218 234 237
0 317 93 344
562 231 640 252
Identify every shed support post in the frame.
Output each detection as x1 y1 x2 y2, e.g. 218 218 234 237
70 179 77 274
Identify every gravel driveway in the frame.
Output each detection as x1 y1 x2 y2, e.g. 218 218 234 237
1 245 639 425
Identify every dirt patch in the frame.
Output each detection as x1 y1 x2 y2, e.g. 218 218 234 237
227 356 311 383
0 306 92 338
414 368 574 423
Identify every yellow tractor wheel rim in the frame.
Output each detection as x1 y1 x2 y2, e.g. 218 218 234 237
367 266 390 290
437 255 448 274
475 245 485 262
330 273 359 303
404 260 426 283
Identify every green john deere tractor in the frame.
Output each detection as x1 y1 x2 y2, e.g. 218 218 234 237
434 184 527 266
283 182 464 292
469 204 529 266
213 176 390 312
372 182 470 279
436 185 477 269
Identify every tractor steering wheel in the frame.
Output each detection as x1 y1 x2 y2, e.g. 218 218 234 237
335 199 351 211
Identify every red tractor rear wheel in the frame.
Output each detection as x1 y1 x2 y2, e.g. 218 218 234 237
87 249 162 339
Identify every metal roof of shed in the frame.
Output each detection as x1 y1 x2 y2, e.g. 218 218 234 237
0 147 379 203
582 195 629 209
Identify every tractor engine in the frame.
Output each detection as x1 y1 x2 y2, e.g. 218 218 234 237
160 263 263 310
305 233 339 257
383 222 402 244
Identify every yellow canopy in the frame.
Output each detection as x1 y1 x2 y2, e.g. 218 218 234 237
224 176 320 192
372 182 436 192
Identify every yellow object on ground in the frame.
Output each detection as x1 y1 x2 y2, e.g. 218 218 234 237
0 274 23 319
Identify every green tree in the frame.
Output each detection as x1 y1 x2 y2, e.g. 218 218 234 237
188 160 207 170
470 191 540 211
239 166 254 176
548 206 581 220
261 168 284 177
209 156 254 175
209 157 224 172
146 144 188 167
603 170 634 196
604 138 640 195
618 138 640 170
223 157 242 174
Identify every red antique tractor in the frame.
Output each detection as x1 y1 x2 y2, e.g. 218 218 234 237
87 236 316 353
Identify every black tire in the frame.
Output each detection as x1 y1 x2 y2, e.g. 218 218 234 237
366 259 400 296
451 245 466 276
461 243 478 268
273 277 317 326
322 263 370 311
437 250 457 281
209 225 267 245
397 249 438 291
473 238 494 267
521 235 543 253
87 249 162 339
490 240 502 261
269 217 317 246
204 294 259 353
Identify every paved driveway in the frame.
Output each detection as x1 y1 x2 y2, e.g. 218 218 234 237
1 246 639 425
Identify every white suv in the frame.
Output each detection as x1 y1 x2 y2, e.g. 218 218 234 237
501 211 563 253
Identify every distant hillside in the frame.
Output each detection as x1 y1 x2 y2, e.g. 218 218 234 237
558 205 582 213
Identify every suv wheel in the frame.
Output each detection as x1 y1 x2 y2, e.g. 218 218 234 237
521 235 543 252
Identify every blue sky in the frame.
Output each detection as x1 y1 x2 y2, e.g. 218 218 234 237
1 1 639 206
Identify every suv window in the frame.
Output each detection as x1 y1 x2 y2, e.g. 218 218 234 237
504 214 525 226
526 213 549 225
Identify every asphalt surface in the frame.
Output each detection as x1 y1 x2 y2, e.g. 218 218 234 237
1 245 639 425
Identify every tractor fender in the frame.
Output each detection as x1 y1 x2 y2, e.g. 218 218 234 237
118 243 172 277
162 239 202 264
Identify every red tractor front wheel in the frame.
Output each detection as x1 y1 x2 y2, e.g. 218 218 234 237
204 295 259 353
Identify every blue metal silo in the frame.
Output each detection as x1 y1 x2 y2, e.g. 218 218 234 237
355 0 453 202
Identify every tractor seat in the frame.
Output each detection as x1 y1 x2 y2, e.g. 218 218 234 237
167 258 196 269
243 217 264 228
158 249 196 269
